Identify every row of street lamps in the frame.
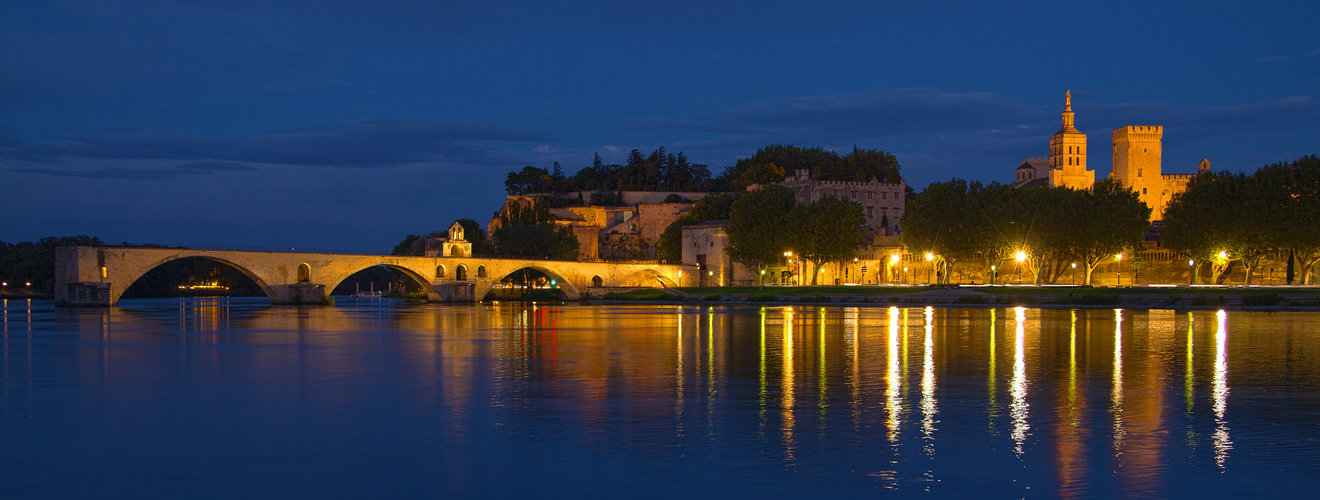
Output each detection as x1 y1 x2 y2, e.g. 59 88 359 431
770 247 1235 286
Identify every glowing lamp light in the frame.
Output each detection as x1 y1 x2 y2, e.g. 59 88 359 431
1015 251 1027 262
991 266 996 271
1218 251 1228 259
1071 263 1077 268
1 282 6 286
890 255 900 264
549 280 556 287
25 282 31 286
1189 260 1196 266
1115 253 1124 261
925 252 934 261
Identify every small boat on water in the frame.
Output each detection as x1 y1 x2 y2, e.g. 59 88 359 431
352 282 385 298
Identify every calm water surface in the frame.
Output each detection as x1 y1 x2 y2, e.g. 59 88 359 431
2 298 1319 498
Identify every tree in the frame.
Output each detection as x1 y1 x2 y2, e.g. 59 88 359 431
490 198 580 260
902 179 984 284
1257 155 1320 284
787 194 866 285
1063 179 1151 285
736 162 786 190
1163 171 1281 284
0 235 104 293
720 144 904 190
656 193 738 264
727 186 796 286
504 166 553 195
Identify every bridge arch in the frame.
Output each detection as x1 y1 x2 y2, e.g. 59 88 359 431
436 264 446 279
117 254 280 304
618 268 679 288
489 265 581 300
324 264 438 301
456 264 468 281
297 263 311 283
592 275 603 287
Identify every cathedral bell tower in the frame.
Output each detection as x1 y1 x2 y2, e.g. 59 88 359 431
1047 90 1094 190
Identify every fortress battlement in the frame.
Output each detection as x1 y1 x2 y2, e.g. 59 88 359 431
1112 125 1163 142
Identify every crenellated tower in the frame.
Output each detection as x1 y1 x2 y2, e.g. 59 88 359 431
1047 91 1095 190
1110 125 1164 219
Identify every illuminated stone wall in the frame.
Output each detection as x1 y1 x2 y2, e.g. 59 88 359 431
54 246 690 306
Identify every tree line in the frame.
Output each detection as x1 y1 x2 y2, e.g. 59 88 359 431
505 147 715 198
504 144 905 200
1162 155 1319 284
900 178 1151 285
657 185 868 286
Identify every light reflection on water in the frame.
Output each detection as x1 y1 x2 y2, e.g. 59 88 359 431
2 298 1319 497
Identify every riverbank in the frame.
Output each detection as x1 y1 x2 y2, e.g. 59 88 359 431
594 284 1320 312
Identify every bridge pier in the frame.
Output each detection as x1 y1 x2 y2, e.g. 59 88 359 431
271 284 329 304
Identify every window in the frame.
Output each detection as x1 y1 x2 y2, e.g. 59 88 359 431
882 192 887 200
832 189 839 197
1138 169 1143 177
867 191 873 199
1143 188 1148 194
851 190 857 199
867 206 874 217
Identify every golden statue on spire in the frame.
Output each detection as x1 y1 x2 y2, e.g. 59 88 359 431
1065 90 1072 112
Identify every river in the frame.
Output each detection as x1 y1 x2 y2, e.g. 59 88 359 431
2 297 1318 498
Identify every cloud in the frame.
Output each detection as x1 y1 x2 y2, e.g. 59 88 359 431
1083 96 1320 144
621 89 1320 187
0 128 65 163
2 119 556 169
1309 49 1320 57
623 88 1034 139
10 167 209 180
175 161 257 171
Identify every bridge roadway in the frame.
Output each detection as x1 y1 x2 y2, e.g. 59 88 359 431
54 246 690 306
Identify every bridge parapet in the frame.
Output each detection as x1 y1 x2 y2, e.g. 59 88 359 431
55 246 691 306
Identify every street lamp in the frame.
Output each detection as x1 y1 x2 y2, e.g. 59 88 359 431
1071 262 1077 285
890 254 900 283
903 267 909 285
1189 259 1196 285
1115 253 1124 287
925 252 934 285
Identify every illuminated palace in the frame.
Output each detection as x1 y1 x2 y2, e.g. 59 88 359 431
1011 91 1209 221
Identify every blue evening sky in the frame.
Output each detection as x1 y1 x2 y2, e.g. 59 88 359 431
3 1 1317 251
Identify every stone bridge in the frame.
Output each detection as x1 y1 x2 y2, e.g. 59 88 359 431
54 246 692 306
